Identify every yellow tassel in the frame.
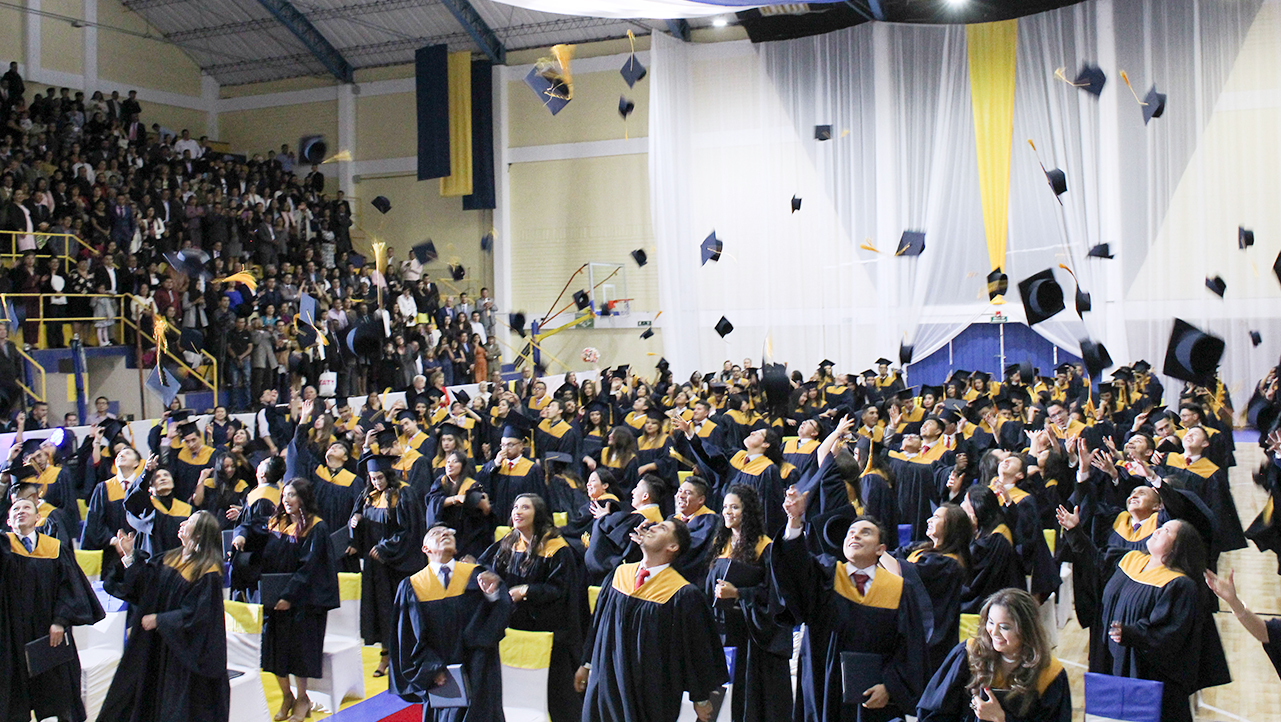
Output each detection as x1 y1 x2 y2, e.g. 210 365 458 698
323 150 352 163
1119 71 1148 105
373 241 388 278
1027 139 1038 152
1053 67 1087 88
213 272 259 294
860 239 880 253
550 44 575 99
153 316 169 379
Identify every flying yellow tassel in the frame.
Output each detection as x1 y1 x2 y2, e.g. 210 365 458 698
1119 71 1147 105
550 44 575 99
213 272 259 295
323 150 352 163
1053 67 1088 88
860 239 880 253
373 241 388 278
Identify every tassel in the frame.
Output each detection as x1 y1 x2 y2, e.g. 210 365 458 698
153 315 170 384
860 239 880 253
1119 71 1148 105
323 150 352 163
213 272 259 295
1053 67 1087 88
550 44 575 100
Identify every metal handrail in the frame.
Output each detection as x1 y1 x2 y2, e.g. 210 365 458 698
0 230 104 265
119 315 219 407
10 342 46 404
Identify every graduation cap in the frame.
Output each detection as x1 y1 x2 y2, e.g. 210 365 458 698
146 365 182 408
364 455 395 476
1163 318 1225 386
644 407 667 423
501 411 535 441
508 312 527 338
545 452 574 466
1074 64 1107 97
1251 330 1262 347
1054 362 1073 374
967 396 994 423
452 389 471 407
1239 226 1255 250
524 67 571 115
896 231 925 257
97 417 128 445
1005 360 1035 384
939 407 964 426
815 125 832 141
1044 168 1068 199
1142 85 1167 125
1273 250 1281 287
371 196 392 214
176 421 199 439
411 241 438 265
656 357 670 372
618 96 635 120
640 327 654 340
298 292 319 329
573 290 591 311
701 231 722 266
1087 244 1114 259
620 53 647 87
481 232 494 252
395 409 418 423
631 249 648 267
164 249 210 280
948 370 971 385
1075 288 1092 315
346 319 387 359
1111 367 1136 383
900 421 923 437
299 135 327 165
714 316 734 338
895 386 918 402
1079 338 1112 379
1133 360 1152 373
1205 275 1226 298
1017 269 1065 326
920 385 944 400
296 323 325 351
448 264 465 281
899 342 914 366
970 370 992 384
819 359 835 369
791 196 802 213
987 269 1009 302
171 409 194 423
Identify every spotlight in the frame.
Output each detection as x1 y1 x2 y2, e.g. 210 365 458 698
946 0 968 6
712 16 729 28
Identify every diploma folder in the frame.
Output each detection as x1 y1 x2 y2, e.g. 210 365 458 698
839 651 884 705
26 635 77 676
428 663 470 708
330 525 351 560
259 573 293 609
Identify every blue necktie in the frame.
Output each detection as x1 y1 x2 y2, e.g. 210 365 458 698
439 566 451 588
21 536 34 553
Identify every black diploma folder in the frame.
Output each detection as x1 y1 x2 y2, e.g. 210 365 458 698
713 560 765 609
26 635 76 676
428 663 470 708
330 525 351 560
840 651 884 704
258 572 293 609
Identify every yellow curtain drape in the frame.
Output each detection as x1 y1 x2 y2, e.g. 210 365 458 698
966 20 1018 302
440 51 474 197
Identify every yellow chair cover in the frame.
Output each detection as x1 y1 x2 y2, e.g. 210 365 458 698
1043 529 1056 556
338 572 362 600
495 525 512 542
499 628 553 670
960 613 981 643
588 585 601 614
225 600 263 634
75 548 102 578
553 512 568 528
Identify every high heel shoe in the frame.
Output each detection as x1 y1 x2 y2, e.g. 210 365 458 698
372 650 390 678
274 693 296 722
288 695 313 722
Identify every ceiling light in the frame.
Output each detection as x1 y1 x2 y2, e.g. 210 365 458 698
947 0 968 6
712 16 729 27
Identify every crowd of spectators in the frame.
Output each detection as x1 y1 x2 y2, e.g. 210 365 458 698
0 62 503 417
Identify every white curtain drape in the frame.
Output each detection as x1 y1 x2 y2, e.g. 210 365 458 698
651 0 1270 405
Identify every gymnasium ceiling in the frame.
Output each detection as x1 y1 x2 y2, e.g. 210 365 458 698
117 0 1086 86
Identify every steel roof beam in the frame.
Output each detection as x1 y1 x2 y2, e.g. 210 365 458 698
255 0 354 83
437 0 505 65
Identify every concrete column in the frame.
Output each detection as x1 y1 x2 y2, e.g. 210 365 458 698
336 83 357 195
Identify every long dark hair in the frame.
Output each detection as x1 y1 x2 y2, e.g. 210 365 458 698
710 484 766 567
208 450 244 510
909 503 973 569
163 510 224 579
761 428 784 466
438 449 470 495
359 463 402 508
1163 520 1207 579
967 589 1053 716
269 478 320 536
591 467 619 497
604 425 637 467
831 448 865 510
494 493 560 575
965 484 1005 536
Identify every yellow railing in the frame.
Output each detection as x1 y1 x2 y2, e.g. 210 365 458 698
2 291 219 407
11 342 46 404
0 230 105 266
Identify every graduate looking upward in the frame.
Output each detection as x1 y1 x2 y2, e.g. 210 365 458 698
671 476 723 588
576 517 728 722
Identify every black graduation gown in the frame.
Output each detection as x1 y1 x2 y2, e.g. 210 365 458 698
583 506 661 585
82 475 131 577
560 493 623 549
991 485 1057 596
635 434 678 491
534 419 581 462
170 444 215 502
353 487 426 647
230 484 280 593
256 516 341 678
706 539 793 722
425 476 496 561
674 432 787 533
961 526 1023 614
476 456 545 525
771 530 928 722
479 534 585 722
888 452 940 545
783 439 821 487
1093 551 1230 722
389 563 512 722
0 531 106 722
31 463 81 522
898 549 965 679
98 552 230 722
1265 618 1281 680
916 641 1071 722
581 563 729 722
673 507 723 589
1159 454 1247 555
546 472 589 519
124 472 194 558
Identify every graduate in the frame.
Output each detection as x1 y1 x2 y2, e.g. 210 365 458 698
389 525 511 722
125 457 197 556
0 498 105 722
886 421 942 543
480 493 585 722
575 517 729 722
201 450 253 524
171 421 216 502
559 467 624 549
586 426 640 493
534 399 581 462
583 474 664 584
706 485 793 722
204 405 241 450
1157 425 1246 556
98 511 229 722
578 400 612 465
290 399 361 533
635 408 678 490
250 478 340 722
350 453 426 677
395 407 437 457
986 454 1058 599
425 449 495 560
230 456 286 597
892 504 972 678
430 423 473 480
544 452 589 520
671 414 787 533
959 485 1024 614
916 589 1070 722
379 427 434 499
1205 569 1281 680
772 487 928 722
783 419 823 483
4 437 80 521
1074 519 1229 722
476 415 546 525
671 475 723 589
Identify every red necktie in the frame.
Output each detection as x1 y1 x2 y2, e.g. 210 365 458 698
853 572 870 595
634 567 650 591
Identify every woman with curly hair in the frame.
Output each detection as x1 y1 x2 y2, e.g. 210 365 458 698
705 484 792 722
479 493 584 722
917 588 1070 722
